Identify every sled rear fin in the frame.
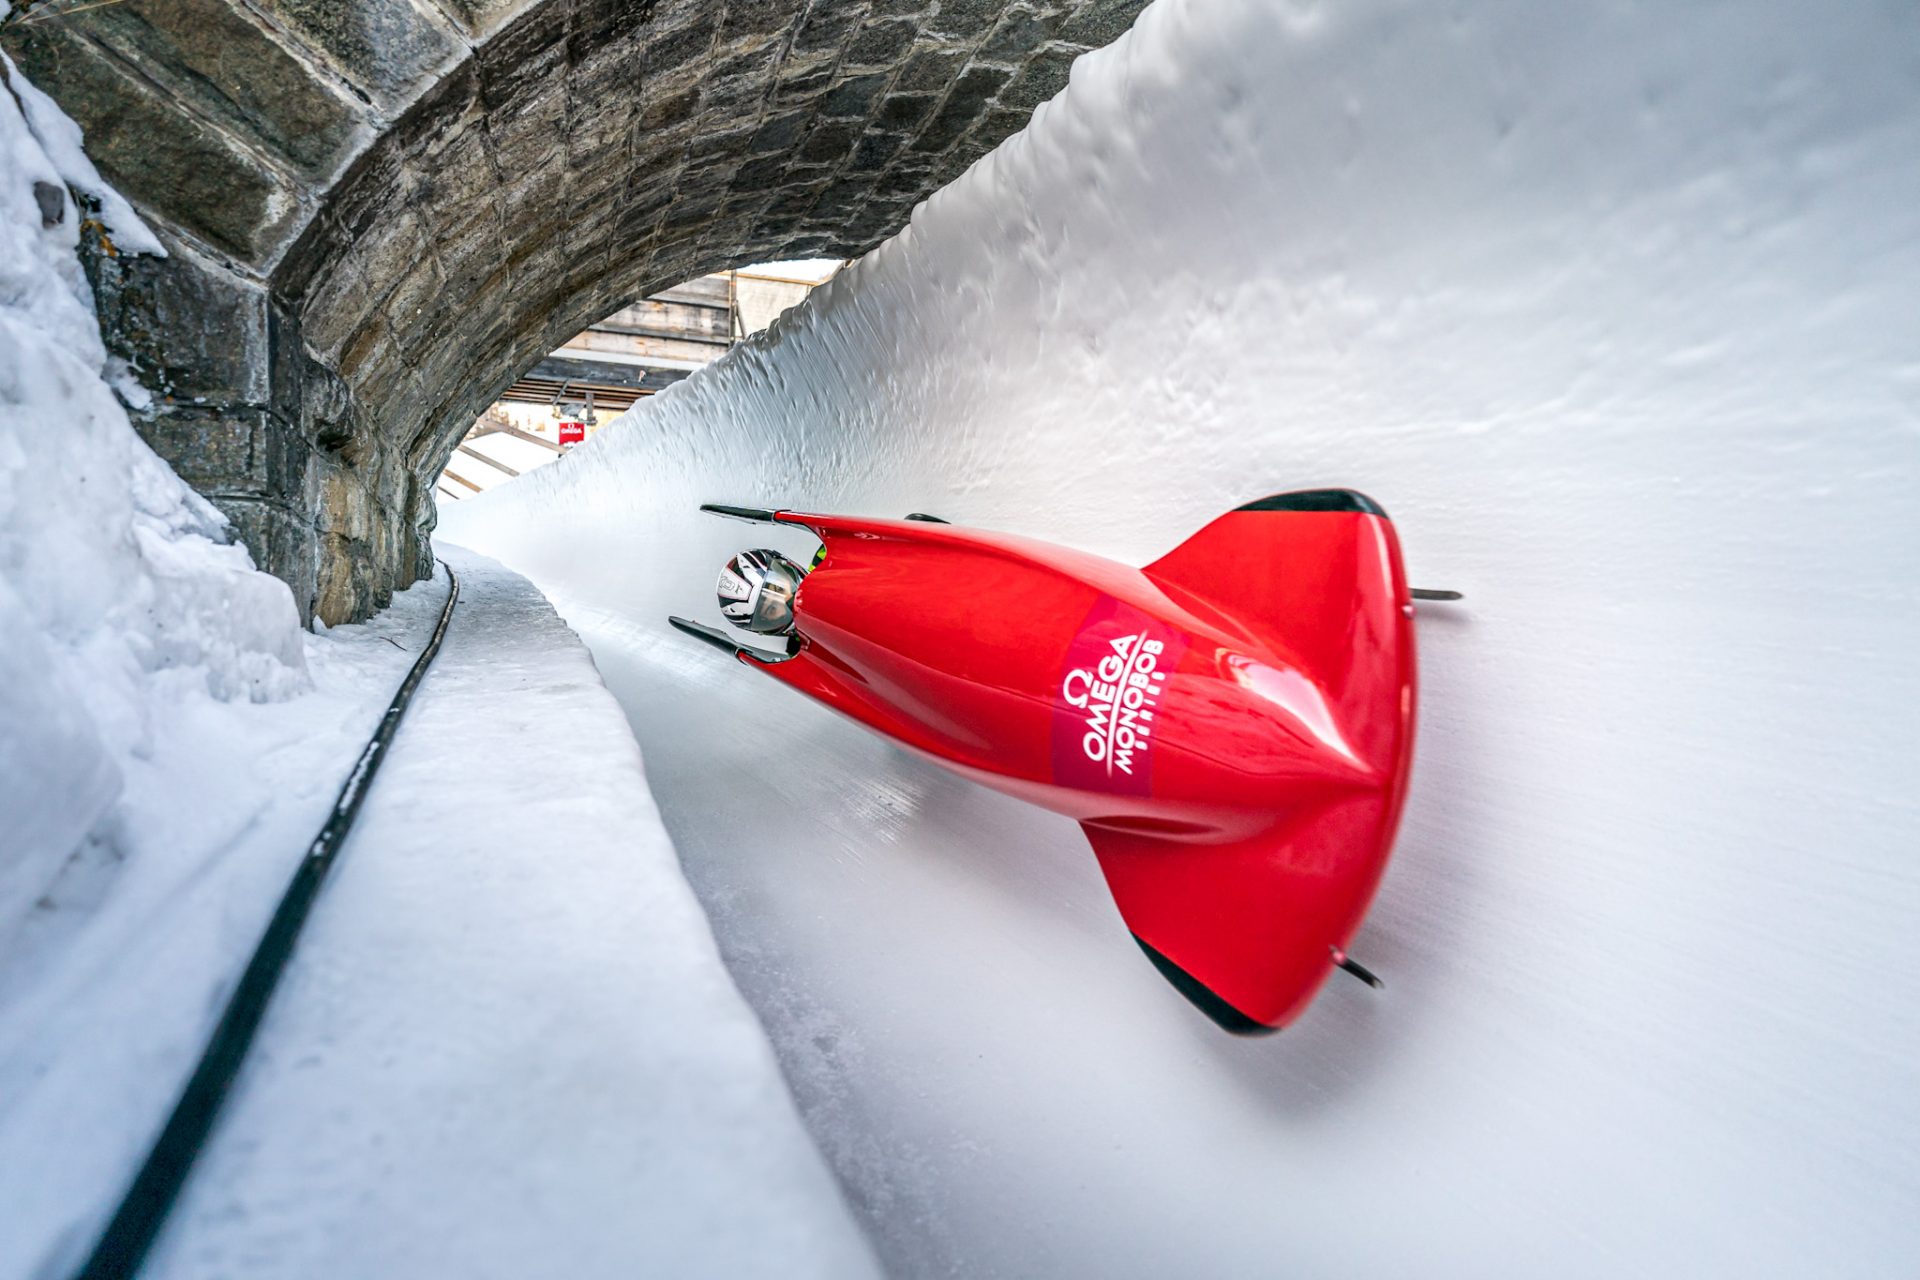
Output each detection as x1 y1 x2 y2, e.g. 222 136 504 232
1081 794 1392 1032
1142 489 1406 733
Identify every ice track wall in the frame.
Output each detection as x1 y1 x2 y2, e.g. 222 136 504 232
439 1 1920 1275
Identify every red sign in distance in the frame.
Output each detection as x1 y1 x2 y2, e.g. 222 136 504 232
557 421 586 445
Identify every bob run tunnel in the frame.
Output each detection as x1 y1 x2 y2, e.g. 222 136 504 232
4 0 1147 623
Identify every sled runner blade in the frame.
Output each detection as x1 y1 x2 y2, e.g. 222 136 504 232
1331 948 1384 988
700 503 781 524
1410 588 1463 602
669 615 738 654
667 616 795 665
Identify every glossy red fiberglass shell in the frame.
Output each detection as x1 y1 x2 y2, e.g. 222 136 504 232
738 498 1417 1032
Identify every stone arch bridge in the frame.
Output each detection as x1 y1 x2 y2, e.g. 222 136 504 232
3 0 1145 621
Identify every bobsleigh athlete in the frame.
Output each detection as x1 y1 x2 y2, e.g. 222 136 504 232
670 493 1458 1034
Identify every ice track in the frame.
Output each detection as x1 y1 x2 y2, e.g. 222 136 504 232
440 0 1920 1275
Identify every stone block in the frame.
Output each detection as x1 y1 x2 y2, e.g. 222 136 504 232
844 17 921 70
568 135 632 190
476 5 568 109
896 45 967 91
324 139 414 245
569 41 649 103
979 5 1061 63
217 496 319 623
688 120 761 164
674 159 736 200
718 0 804 47
756 181 829 223
314 531 374 626
135 409 267 492
840 203 905 245
800 120 861 164
4 24 300 265
88 241 270 406
805 176 870 222
1058 0 1145 47
619 177 678 227
747 110 812 154
996 44 1077 109
910 89 988 154
485 87 568 172
849 130 908 171
793 3 867 53
773 62 838 107
73 0 368 180
392 65 486 168
298 255 386 364
569 0 663 48
729 154 791 193
920 0 1001 40
980 102 1034 140
267 0 464 110
647 13 719 73
433 208 506 291
438 0 540 40
720 192 775 224
821 72 890 120
639 86 702 132
876 160 940 198
876 92 938 130
661 192 724 234
951 61 1015 106
305 208 430 355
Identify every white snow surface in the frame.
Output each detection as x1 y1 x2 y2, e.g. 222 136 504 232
1 62 873 1280
441 0 1920 1276
0 52 304 973
142 551 876 1280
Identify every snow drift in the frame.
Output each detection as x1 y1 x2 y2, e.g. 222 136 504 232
0 49 305 964
442 0 1920 1275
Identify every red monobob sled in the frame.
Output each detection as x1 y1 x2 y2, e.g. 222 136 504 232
671 490 1457 1033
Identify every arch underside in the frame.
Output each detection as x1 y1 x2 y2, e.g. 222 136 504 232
4 0 1145 622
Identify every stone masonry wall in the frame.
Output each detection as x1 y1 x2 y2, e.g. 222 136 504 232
4 0 1147 623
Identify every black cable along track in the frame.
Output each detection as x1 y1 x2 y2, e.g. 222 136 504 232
71 562 462 1280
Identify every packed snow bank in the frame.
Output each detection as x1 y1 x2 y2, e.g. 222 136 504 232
1 556 873 1280
142 550 876 1280
442 0 1920 1275
1 574 436 1280
0 53 305 969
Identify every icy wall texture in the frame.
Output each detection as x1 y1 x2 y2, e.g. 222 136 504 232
442 0 1920 1275
0 52 306 949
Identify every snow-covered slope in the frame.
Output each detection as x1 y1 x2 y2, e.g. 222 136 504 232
441 0 1920 1275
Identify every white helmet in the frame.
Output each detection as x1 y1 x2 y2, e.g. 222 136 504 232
717 549 806 635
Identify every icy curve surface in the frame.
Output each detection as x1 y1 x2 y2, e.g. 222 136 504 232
442 0 1920 1275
